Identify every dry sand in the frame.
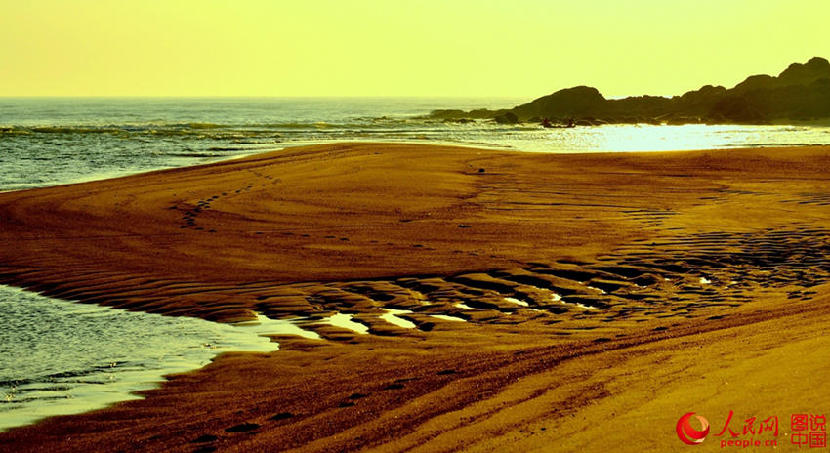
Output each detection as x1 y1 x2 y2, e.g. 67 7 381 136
1 143 829 452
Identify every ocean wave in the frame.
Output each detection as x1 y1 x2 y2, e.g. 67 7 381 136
167 152 225 158
31 126 125 134
0 125 282 139
182 122 226 129
0 118 450 136
206 146 272 151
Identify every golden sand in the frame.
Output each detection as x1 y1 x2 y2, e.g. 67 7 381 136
1 143 829 452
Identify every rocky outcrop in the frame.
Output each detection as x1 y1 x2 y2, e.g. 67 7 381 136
429 57 830 125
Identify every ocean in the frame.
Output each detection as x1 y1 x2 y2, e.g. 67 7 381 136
0 286 280 431
1 97 520 191
1 97 830 430
3 97 830 191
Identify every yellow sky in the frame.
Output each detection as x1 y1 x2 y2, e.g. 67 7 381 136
1 0 829 98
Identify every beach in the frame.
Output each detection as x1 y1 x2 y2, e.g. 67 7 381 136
1 142 829 452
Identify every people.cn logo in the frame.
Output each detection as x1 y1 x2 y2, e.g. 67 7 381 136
677 412 710 445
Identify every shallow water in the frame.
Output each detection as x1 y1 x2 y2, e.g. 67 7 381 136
504 297 530 307
0 286 296 432
381 309 417 329
322 313 370 334
430 314 467 322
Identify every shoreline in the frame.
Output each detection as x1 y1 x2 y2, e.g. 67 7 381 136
5 121 830 194
0 284 283 433
1 143 829 451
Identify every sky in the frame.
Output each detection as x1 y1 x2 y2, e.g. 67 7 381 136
1 0 829 98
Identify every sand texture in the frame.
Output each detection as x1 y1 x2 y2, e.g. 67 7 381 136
1 143 829 452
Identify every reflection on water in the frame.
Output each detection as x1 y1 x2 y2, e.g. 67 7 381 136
380 309 416 329
537 123 777 152
504 297 530 307
0 286 282 432
322 313 369 334
239 314 321 340
430 314 467 322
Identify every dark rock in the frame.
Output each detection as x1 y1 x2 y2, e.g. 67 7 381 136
494 111 519 124
428 57 830 124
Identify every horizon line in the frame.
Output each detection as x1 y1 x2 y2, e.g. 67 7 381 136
0 95 532 100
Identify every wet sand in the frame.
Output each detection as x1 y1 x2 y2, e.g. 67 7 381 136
1 143 829 451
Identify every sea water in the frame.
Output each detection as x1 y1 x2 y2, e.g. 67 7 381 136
0 285 316 431
2 97 829 191
1 97 829 430
0 97 520 191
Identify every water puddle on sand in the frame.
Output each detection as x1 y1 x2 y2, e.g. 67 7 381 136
552 293 598 310
0 286 295 432
235 314 321 339
430 314 467 322
380 309 416 329
504 297 530 307
321 313 369 334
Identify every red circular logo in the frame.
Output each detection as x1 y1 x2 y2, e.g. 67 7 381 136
677 412 710 445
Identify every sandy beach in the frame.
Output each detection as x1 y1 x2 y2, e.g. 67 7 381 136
1 142 829 452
